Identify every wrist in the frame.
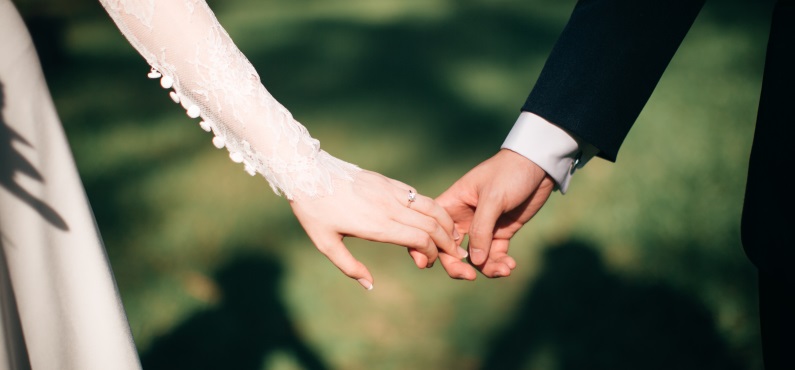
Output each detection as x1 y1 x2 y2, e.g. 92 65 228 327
501 112 593 193
497 148 548 181
270 151 361 200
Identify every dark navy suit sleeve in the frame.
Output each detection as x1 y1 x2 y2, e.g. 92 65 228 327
522 0 705 162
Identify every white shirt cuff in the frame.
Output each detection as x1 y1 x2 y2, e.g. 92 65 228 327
501 111 598 194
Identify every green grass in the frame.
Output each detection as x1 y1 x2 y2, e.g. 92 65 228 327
21 0 773 368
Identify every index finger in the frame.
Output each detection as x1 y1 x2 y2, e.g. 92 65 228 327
468 192 503 265
315 236 375 291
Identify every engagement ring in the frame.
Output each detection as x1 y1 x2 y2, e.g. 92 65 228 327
407 190 416 207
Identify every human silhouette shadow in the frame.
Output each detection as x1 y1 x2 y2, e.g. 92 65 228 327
480 240 743 370
140 252 329 370
0 80 68 231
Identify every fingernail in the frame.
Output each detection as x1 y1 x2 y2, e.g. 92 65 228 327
357 278 373 291
427 261 435 268
457 246 468 259
453 229 461 241
470 248 484 262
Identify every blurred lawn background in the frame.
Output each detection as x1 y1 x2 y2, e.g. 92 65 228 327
16 0 772 369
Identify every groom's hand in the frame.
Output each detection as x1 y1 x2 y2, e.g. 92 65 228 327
435 149 554 279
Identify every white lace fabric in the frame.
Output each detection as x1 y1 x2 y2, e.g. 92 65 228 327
99 0 360 199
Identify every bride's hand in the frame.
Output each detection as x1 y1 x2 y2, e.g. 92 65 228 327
290 170 468 290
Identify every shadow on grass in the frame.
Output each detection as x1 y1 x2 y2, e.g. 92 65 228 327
479 239 746 370
140 251 329 370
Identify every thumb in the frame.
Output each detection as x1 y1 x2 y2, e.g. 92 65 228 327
468 194 503 266
317 237 375 291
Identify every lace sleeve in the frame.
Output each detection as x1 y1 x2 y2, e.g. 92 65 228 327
98 0 360 200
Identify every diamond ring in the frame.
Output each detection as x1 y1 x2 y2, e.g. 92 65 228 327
407 190 416 207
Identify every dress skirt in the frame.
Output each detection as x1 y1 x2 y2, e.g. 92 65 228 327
0 1 141 368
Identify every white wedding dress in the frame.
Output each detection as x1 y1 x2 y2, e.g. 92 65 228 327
1 0 359 368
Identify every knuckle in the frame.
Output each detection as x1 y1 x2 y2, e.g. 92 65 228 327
333 258 361 277
338 265 358 277
410 233 433 250
469 228 492 241
315 243 334 256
